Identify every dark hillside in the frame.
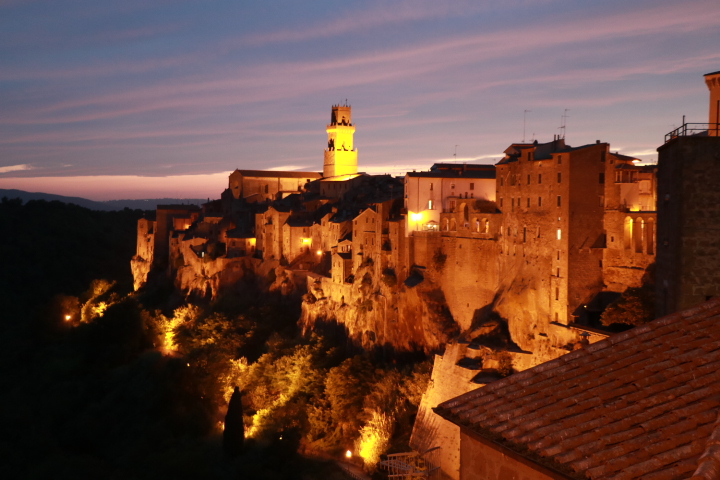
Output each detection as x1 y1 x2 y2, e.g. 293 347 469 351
0 197 147 325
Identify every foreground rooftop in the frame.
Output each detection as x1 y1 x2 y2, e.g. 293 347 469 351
435 296 720 479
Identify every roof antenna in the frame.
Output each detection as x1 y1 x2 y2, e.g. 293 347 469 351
523 109 531 142
454 145 459 160
559 109 570 140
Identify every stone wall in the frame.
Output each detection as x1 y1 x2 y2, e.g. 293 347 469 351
657 136 720 315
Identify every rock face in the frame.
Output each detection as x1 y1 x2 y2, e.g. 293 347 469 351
300 265 458 354
130 255 152 291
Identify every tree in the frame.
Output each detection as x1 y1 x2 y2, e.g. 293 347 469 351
601 286 655 327
223 387 244 458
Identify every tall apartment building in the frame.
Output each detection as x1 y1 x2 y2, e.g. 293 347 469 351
497 138 613 325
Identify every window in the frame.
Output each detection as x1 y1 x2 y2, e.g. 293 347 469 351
527 198 530 208
527 175 531 185
529 152 534 161
428 200 434 210
264 184 269 193
557 172 562 183
538 197 543 207
599 173 605 184
500 177 504 187
470 182 474 190
557 155 562 164
451 183 455 189
556 267 560 277
430 182 433 191
555 288 559 301
557 228 562 240
538 174 542 184
557 195 562 207
500 198 503 207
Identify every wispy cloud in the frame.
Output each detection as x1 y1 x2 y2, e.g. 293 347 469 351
0 164 33 174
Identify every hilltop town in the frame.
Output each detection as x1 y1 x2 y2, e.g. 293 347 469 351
130 72 720 479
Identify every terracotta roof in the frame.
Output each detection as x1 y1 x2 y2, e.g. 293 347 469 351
435 297 720 480
232 169 322 179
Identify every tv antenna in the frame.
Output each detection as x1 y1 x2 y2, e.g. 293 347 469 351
523 109 532 142
454 145 459 160
559 109 570 139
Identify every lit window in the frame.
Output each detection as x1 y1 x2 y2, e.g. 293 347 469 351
557 228 562 240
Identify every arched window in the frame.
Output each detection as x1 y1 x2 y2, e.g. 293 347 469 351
634 218 644 253
450 218 457 231
483 218 489 234
646 218 655 255
474 218 480 232
443 218 449 231
461 203 469 222
624 217 633 250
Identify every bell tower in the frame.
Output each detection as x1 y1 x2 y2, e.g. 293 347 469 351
323 104 358 177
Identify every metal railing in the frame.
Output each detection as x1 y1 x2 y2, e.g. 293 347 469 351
379 447 441 479
664 123 720 143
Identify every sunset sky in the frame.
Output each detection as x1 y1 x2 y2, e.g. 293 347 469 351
1 0 719 200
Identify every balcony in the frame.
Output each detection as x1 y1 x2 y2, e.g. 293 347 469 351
664 123 720 143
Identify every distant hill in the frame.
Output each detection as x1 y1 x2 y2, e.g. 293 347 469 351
0 189 208 211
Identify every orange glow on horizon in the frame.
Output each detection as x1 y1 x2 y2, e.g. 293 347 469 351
0 173 228 201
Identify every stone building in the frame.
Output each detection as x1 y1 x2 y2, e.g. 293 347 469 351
153 204 201 269
656 70 720 316
404 163 496 234
228 169 321 203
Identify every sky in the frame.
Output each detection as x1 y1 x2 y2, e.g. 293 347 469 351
1 0 718 200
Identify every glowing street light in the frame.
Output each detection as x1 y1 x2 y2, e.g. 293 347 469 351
316 249 322 256
345 450 352 459
64 314 71 321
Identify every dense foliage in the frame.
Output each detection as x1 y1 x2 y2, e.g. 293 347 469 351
1 197 430 479
600 266 656 327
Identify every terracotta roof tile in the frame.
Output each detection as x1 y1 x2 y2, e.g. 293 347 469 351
434 296 720 479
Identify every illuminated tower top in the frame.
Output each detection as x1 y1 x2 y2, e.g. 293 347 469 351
323 104 358 178
705 70 720 136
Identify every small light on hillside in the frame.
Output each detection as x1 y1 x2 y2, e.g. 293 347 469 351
64 314 71 321
346 450 352 458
